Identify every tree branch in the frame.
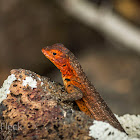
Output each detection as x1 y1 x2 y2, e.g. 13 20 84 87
57 0 140 52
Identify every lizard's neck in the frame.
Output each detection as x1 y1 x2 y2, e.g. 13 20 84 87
60 62 76 78
61 68 73 78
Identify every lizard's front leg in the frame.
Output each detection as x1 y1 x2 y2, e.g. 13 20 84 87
60 84 83 102
62 83 93 118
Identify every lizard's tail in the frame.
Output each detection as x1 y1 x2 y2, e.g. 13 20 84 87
82 93 126 133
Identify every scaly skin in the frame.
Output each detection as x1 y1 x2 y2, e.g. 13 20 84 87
42 43 125 132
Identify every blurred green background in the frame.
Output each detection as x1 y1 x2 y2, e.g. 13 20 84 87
0 0 140 115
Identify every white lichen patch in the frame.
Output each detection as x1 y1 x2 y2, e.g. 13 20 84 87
89 119 139 140
22 77 37 89
0 74 16 103
41 82 43 86
116 114 140 138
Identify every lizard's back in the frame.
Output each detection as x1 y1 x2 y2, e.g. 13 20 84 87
68 51 125 132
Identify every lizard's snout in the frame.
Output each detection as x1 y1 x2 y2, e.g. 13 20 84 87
41 47 49 57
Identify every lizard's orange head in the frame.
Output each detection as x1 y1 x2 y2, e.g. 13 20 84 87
42 43 70 70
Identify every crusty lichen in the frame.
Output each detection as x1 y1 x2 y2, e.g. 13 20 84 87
116 114 140 138
22 76 37 89
89 114 140 140
0 74 16 103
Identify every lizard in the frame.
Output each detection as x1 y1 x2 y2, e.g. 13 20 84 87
42 43 125 132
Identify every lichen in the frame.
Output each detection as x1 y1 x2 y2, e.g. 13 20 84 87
116 114 140 138
0 74 16 103
89 115 140 140
22 76 37 89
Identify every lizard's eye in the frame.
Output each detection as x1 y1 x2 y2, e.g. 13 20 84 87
53 52 57 56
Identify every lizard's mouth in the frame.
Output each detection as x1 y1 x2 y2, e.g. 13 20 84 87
42 48 53 61
41 48 48 56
